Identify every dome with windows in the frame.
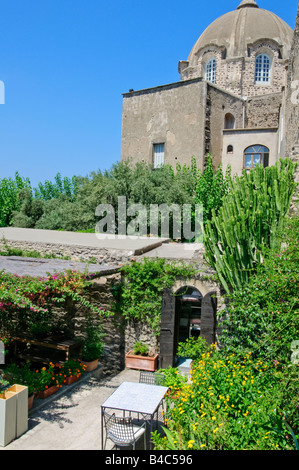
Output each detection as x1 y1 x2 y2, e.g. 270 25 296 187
187 0 293 64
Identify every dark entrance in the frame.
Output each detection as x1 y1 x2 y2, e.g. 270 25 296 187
159 286 217 369
174 286 202 363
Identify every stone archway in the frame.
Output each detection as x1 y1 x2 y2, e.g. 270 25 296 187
159 280 217 369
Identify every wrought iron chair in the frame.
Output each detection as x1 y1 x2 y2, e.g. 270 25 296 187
139 371 165 386
102 411 147 450
139 371 166 426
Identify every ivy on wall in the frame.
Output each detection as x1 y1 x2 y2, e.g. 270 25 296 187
116 258 197 335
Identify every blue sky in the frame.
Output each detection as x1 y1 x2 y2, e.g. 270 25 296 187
0 0 298 187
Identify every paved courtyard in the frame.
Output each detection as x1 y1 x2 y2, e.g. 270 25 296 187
1 368 145 451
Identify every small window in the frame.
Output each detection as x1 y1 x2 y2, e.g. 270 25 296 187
153 143 164 169
244 145 269 169
227 145 233 153
205 58 217 84
255 54 271 84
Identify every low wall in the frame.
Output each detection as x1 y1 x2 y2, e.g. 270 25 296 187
0 239 134 265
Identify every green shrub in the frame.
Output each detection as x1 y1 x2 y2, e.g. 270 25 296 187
219 216 299 365
177 336 211 361
118 258 196 335
153 349 298 450
203 159 296 293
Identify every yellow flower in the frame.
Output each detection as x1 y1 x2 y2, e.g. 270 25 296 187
188 440 195 448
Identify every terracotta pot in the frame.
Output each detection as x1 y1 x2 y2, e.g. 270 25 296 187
28 393 35 410
63 375 80 385
37 385 59 399
81 359 99 372
125 352 158 372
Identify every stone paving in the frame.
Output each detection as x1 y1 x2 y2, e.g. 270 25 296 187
1 368 143 451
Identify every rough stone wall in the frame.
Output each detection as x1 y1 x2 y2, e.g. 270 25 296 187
0 239 134 265
282 4 299 214
180 43 286 98
243 43 287 97
284 5 299 162
246 92 282 128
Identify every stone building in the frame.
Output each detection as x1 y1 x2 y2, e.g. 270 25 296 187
120 0 296 176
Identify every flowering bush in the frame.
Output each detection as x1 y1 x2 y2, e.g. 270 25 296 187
61 359 86 380
35 363 64 393
0 270 106 339
153 349 298 450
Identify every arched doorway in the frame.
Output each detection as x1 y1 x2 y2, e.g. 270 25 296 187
174 286 202 363
159 282 217 369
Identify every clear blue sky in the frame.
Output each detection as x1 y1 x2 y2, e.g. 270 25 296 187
0 0 297 187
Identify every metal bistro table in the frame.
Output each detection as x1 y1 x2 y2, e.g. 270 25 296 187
101 381 169 450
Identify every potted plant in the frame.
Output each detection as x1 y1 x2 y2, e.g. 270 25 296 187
4 363 38 410
125 341 158 372
61 359 87 385
80 322 103 372
35 362 64 399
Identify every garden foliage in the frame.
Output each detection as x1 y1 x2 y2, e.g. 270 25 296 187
117 258 197 335
0 270 106 339
153 348 298 450
3 157 230 239
153 212 298 451
203 159 296 293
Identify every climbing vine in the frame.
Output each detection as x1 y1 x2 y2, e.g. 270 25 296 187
116 258 197 335
0 270 106 338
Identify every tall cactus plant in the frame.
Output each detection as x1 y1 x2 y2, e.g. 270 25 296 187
203 159 297 294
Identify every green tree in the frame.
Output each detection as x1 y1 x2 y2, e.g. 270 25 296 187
0 173 31 226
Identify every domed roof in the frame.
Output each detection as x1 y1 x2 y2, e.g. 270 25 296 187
188 0 294 63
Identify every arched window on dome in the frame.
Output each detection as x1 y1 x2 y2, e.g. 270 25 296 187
244 145 269 169
255 54 271 84
205 58 217 84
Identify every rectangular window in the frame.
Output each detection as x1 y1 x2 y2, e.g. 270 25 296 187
153 143 165 169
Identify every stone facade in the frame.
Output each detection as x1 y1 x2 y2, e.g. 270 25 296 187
282 2 299 208
181 42 288 99
121 79 206 170
121 1 296 176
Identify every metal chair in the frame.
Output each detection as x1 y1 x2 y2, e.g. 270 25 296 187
139 371 165 386
139 371 166 426
103 411 147 450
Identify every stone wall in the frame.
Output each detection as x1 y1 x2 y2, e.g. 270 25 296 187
0 239 134 266
246 93 282 128
180 43 287 98
283 3 299 211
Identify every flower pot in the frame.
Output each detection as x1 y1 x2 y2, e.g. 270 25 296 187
28 393 35 410
0 390 17 447
63 375 80 385
125 352 158 372
81 359 99 372
37 385 59 399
